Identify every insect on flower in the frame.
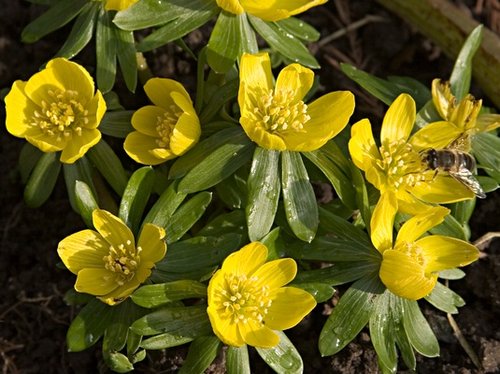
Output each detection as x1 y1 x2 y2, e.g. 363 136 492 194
420 137 486 199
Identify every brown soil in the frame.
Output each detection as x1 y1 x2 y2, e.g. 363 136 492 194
1 1 499 373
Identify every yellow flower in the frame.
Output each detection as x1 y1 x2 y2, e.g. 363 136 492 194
216 0 327 21
104 0 138 11
57 209 166 305
411 79 500 151
239 53 354 152
207 242 316 348
124 78 201 165
5 58 106 164
375 206 479 300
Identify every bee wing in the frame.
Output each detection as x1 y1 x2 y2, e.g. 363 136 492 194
450 168 486 199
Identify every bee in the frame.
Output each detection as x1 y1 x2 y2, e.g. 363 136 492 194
421 147 486 199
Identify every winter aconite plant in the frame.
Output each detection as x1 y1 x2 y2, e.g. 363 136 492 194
3 1 500 373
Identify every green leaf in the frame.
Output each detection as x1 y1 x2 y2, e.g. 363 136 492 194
24 152 61 208
103 300 145 352
197 210 247 237
260 227 284 260
169 127 243 179
401 298 439 357
248 15 320 69
238 12 258 54
227 346 251 374
131 280 207 308
478 175 499 193
141 334 193 350
429 213 468 240
99 111 134 138
136 2 219 52
387 76 431 109
303 143 356 210
392 297 416 371
143 180 187 229
177 135 255 193
119 166 155 235
415 99 442 128
450 199 476 225
439 268 465 280
351 163 372 231
165 191 213 243
256 331 303 374
96 8 117 93
472 132 500 182
18 143 43 184
293 263 379 286
292 282 335 303
130 305 211 337
246 148 281 241
102 351 134 373
67 299 114 352
62 156 96 213
179 336 221 374
450 25 483 100
21 0 87 43
424 282 465 314
55 2 98 59
207 12 241 73
199 79 239 124
275 17 320 42
319 274 384 356
86 139 128 196
215 170 248 209
74 180 99 228
281 151 318 242
318 207 374 248
115 27 138 92
369 291 398 373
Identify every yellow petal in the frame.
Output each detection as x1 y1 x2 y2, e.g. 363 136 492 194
216 0 244 15
171 90 196 116
99 267 149 305
75 268 119 296
143 78 188 110
409 121 462 151
381 94 415 145
275 64 314 103
137 223 167 264
240 117 287 150
124 131 171 165
411 174 475 203
348 118 380 171
395 206 449 246
222 242 268 276
238 53 273 111
380 249 437 300
105 0 138 11
417 236 479 273
92 209 135 248
395 189 433 215
57 229 109 274
265 287 316 330
476 113 500 133
150 147 177 160
242 0 327 21
85 90 107 129
5 81 34 137
59 129 101 164
370 190 398 253
252 258 297 290
207 303 245 347
169 112 201 156
239 319 279 348
25 130 66 153
131 105 165 136
431 79 453 120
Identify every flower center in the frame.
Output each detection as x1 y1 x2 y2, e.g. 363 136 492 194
396 241 426 268
252 88 311 134
376 139 426 189
215 273 272 326
155 106 180 148
103 240 141 285
32 89 88 142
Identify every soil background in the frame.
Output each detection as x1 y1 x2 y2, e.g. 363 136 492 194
1 0 500 373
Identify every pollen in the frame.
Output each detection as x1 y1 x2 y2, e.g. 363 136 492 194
397 241 426 268
252 88 310 134
154 105 180 148
215 273 272 326
103 241 141 284
32 89 88 142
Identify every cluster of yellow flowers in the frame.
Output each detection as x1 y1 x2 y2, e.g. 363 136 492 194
5 0 497 352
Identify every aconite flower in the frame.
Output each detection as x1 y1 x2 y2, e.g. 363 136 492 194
375 206 479 300
239 53 354 152
124 78 201 165
410 79 500 152
57 209 166 305
216 0 327 21
5 58 106 164
207 242 316 348
104 0 138 11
